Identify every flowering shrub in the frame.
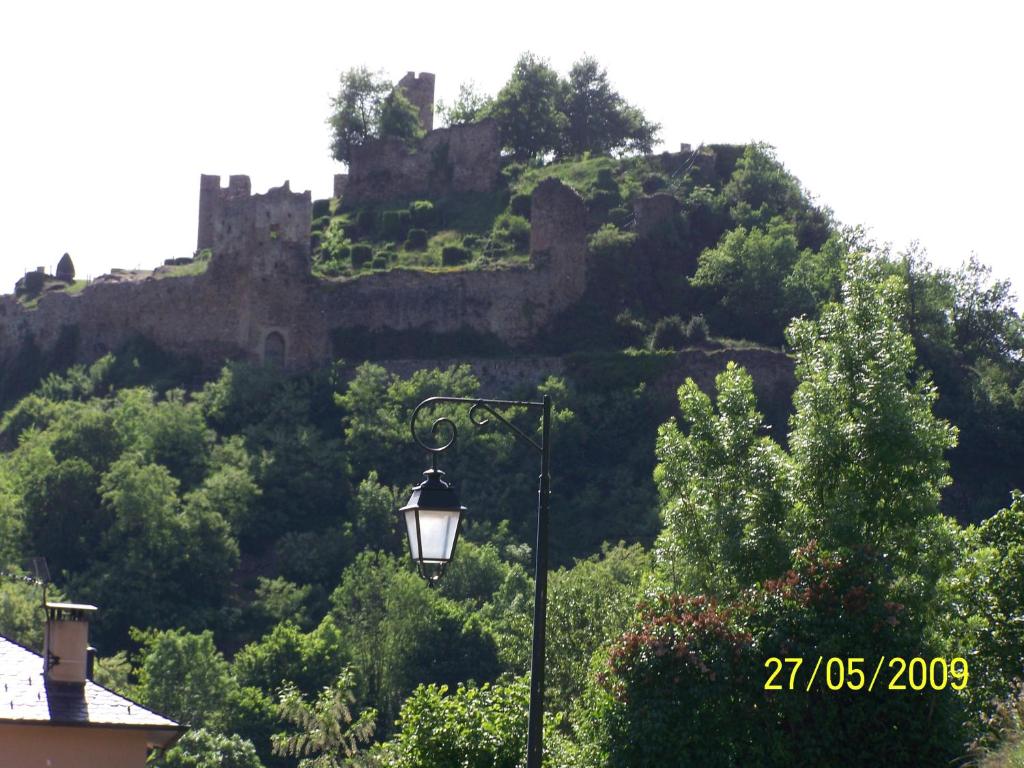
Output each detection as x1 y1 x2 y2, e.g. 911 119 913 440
590 543 963 767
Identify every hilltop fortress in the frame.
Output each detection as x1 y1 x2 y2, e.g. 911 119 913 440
0 71 737 393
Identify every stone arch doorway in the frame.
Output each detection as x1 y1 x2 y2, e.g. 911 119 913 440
264 331 286 368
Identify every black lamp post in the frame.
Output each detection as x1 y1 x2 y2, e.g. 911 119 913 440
400 394 552 768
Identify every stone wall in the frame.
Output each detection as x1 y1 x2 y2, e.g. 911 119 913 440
343 119 501 205
0 179 589 395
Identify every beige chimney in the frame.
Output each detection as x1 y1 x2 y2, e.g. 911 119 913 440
43 602 97 685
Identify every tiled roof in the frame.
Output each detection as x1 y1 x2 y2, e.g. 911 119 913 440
0 634 182 732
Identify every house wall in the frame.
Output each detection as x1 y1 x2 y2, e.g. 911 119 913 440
1 723 169 768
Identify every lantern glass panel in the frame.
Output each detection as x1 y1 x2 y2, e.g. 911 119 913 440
405 507 460 562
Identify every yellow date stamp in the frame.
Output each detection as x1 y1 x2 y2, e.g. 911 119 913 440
764 656 969 692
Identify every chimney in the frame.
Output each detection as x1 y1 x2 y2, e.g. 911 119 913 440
43 602 98 685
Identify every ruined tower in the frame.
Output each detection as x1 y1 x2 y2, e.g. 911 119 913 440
197 175 252 251
397 71 435 132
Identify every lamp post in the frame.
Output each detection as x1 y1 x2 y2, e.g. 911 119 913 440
400 394 552 768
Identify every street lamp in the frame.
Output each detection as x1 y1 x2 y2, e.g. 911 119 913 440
400 468 465 582
400 394 552 768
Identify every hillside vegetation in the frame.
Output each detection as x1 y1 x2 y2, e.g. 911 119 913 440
2 55 1024 767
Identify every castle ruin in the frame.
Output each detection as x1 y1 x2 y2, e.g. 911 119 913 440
0 71 745 400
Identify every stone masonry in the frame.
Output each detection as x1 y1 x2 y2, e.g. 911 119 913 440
0 177 589 386
343 119 501 205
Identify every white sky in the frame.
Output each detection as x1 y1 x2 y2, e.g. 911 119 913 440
1 0 1021 304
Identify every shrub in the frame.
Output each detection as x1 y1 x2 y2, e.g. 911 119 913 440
608 206 632 228
587 189 621 220
462 234 481 249
312 198 331 218
595 167 617 190
404 228 428 250
482 240 511 260
381 210 411 240
509 193 532 219
408 200 436 228
312 215 331 232
371 255 389 270
356 210 376 236
492 214 531 251
684 314 709 344
441 246 470 266
642 174 667 194
588 543 963 767
501 162 526 183
650 315 688 350
588 224 636 260
350 244 373 269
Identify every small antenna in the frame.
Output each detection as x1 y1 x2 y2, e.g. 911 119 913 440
1 557 50 606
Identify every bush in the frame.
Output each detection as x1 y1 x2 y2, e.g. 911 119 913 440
312 198 331 218
588 543 963 767
642 174 667 194
405 228 428 250
381 210 411 240
462 234 481 249
684 314 709 344
595 167 617 190
492 214 531 251
509 193 532 219
408 200 436 228
608 206 632 228
371 255 389 270
650 315 688 350
587 189 621 220
356 210 377 236
350 244 373 269
312 215 331 232
441 246 471 266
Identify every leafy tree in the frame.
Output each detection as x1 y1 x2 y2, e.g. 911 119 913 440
377 89 424 145
691 217 806 343
653 362 790 596
79 455 238 645
723 143 831 250
437 82 493 126
328 67 393 164
488 53 566 160
939 491 1024 710
786 257 957 559
558 56 659 157
328 68 424 165
272 669 376 768
132 628 238 731
233 618 347 697
151 728 265 768
372 676 570 768
546 543 649 716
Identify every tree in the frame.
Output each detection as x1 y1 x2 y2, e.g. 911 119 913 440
377 89 425 145
437 82 493 126
652 363 790 596
272 668 376 768
329 68 424 165
132 628 238 731
488 53 565 160
329 67 391 164
691 217 805 343
786 256 957 559
151 728 265 768
558 56 659 157
372 676 571 768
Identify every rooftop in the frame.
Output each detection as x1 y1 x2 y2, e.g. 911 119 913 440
0 634 182 734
